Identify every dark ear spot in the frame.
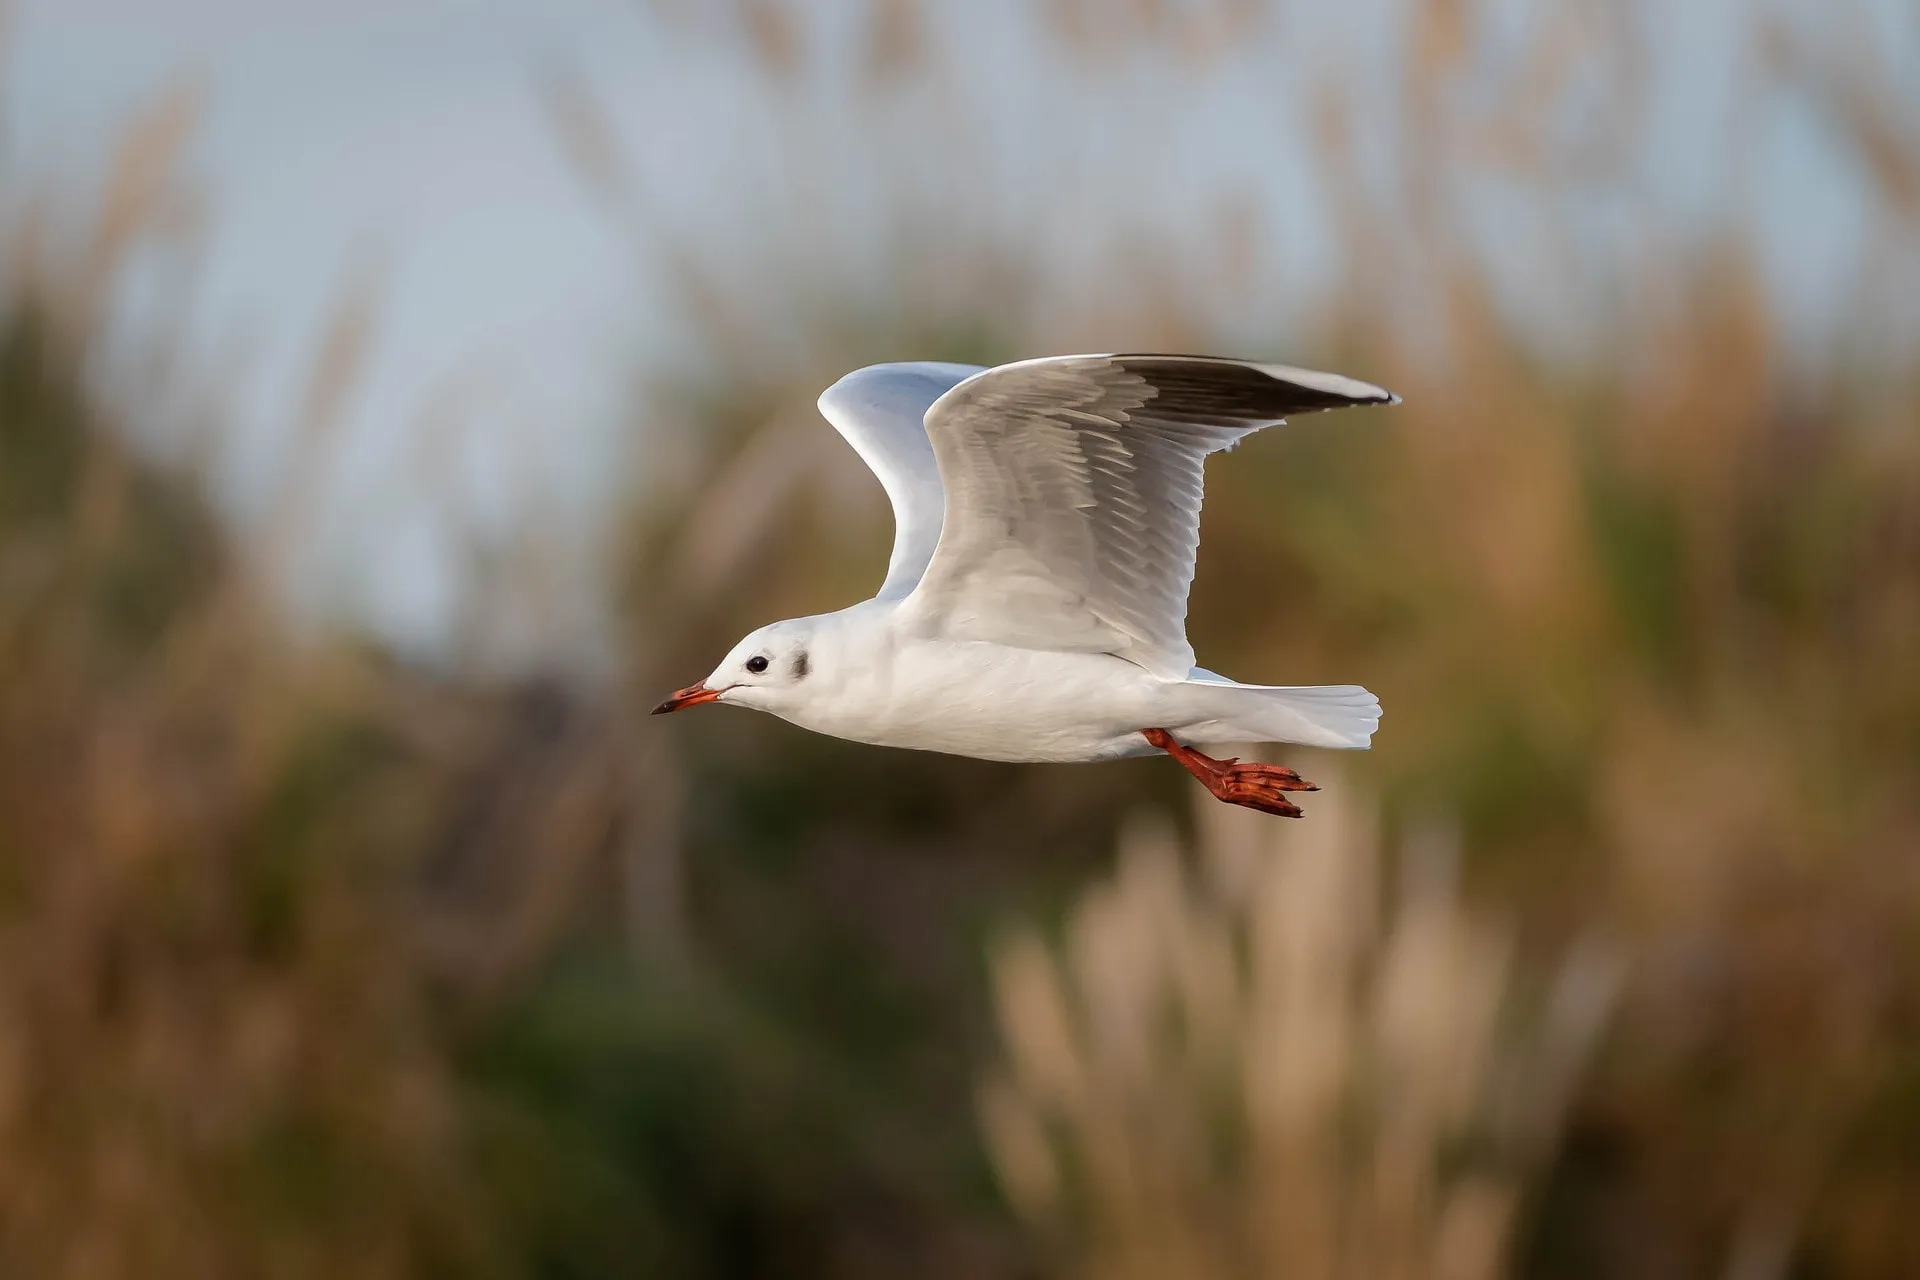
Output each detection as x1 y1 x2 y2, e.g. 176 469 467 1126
792 651 810 679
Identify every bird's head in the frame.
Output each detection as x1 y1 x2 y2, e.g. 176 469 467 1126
652 619 820 717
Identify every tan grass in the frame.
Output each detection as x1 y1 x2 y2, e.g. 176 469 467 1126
980 774 1622 1280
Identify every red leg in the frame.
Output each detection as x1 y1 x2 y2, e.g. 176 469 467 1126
1141 728 1318 818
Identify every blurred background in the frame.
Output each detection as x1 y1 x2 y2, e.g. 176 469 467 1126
2 1 1917 1276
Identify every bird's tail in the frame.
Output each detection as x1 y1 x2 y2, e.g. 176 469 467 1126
1174 672 1381 750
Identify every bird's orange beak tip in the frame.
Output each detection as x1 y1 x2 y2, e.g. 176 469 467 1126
651 681 723 714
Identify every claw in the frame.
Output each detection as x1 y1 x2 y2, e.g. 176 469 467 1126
1140 729 1318 818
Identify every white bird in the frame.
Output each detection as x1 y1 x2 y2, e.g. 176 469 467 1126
654 353 1397 817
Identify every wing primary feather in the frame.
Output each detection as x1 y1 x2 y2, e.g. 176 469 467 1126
895 354 1396 675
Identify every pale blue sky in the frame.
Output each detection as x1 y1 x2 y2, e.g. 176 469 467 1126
5 0 1913 664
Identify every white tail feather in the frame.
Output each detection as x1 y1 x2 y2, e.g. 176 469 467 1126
1178 674 1381 750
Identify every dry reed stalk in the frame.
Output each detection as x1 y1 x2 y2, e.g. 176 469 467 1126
980 773 1621 1280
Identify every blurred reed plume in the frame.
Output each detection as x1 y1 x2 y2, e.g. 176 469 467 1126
0 90 642 1278
0 257 457 1278
980 777 1620 1280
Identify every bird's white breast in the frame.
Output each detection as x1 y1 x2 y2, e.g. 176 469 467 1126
780 632 1170 764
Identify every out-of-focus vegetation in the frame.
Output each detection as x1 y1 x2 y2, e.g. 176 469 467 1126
3 1 1918 1277
979 784 1622 1280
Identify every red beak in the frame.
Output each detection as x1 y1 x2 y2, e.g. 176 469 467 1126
651 680 724 714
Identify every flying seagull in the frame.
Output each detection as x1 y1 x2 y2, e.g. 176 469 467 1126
654 354 1396 817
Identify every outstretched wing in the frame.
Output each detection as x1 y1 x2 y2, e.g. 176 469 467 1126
817 361 987 600
898 354 1396 677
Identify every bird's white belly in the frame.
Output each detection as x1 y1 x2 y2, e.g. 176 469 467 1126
782 641 1171 763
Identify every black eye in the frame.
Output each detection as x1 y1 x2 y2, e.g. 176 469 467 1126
745 655 769 674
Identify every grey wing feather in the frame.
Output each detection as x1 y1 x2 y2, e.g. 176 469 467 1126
899 353 1396 677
